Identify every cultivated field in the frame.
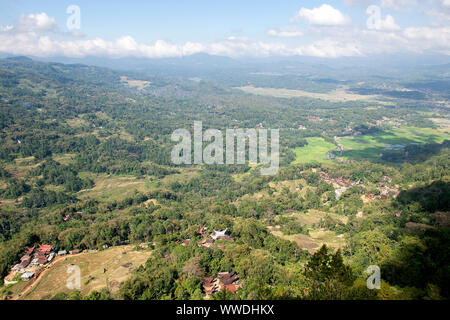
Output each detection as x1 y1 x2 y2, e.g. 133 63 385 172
338 127 450 161
290 127 450 164
292 137 335 164
237 85 379 102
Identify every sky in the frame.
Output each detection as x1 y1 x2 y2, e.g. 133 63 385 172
0 0 449 59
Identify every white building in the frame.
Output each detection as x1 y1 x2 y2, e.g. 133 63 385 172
21 272 34 280
211 229 227 240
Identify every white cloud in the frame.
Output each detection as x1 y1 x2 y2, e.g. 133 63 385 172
0 28 294 59
1 11 450 59
381 0 417 10
381 15 401 30
401 26 450 54
302 39 362 57
1 25 13 32
371 14 401 31
293 4 351 26
268 28 303 38
15 12 58 32
342 0 372 6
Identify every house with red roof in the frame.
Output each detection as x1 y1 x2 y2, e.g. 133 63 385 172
38 244 54 254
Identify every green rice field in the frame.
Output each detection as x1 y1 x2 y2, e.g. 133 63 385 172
292 127 450 163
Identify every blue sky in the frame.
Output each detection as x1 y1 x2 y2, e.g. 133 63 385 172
0 0 449 58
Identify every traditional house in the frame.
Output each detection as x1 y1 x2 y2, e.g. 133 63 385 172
217 271 239 288
199 226 209 238
211 229 227 240
12 264 23 272
198 238 214 248
38 244 54 254
32 256 47 266
20 259 30 269
203 272 241 295
223 283 242 294
217 235 234 242
181 240 191 246
202 276 218 295
20 255 31 262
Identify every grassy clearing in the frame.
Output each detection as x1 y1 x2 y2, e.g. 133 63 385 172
271 229 345 253
287 210 346 226
1 280 29 299
78 174 152 202
270 210 347 253
292 137 335 164
3 156 40 179
120 76 151 91
21 245 152 300
53 153 76 166
78 168 199 202
159 167 200 186
66 117 88 128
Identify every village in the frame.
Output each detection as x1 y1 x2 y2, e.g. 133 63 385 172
7 226 241 298
203 271 242 297
7 244 83 283
319 171 399 201
178 226 234 249
177 226 242 297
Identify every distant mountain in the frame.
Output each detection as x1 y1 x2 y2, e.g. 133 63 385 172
5 52 450 85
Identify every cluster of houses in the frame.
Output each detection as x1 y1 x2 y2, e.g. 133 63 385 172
203 271 242 296
375 117 403 128
11 244 55 280
342 127 362 137
367 176 399 200
10 244 82 281
320 171 366 200
308 116 323 122
178 227 234 248
319 171 399 201
12 245 54 275
62 211 82 222
320 171 366 189
197 227 234 248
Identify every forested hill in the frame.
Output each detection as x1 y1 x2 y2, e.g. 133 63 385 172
0 57 449 300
